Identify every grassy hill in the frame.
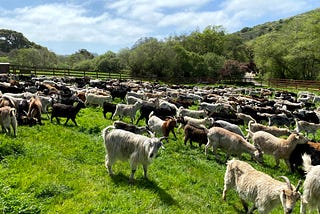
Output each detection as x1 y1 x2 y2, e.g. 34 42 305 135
234 8 320 42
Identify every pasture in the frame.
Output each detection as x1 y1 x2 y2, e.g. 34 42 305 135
0 86 317 213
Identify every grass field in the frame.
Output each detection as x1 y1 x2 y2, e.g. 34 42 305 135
0 102 313 213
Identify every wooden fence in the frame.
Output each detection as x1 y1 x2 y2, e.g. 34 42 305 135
8 64 132 80
4 64 320 91
268 78 320 91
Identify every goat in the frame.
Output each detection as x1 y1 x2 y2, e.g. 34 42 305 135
268 113 294 128
300 154 320 214
136 104 176 125
177 106 207 118
183 123 208 147
235 112 256 126
51 101 85 126
38 95 53 116
289 141 320 175
85 93 112 107
295 118 320 140
113 120 148 135
112 101 142 123
102 126 165 182
205 127 263 163
213 120 246 139
27 96 42 125
126 95 143 105
247 120 292 138
177 116 214 132
102 102 116 119
199 102 225 114
0 106 17 137
223 159 301 214
148 113 177 139
250 131 309 172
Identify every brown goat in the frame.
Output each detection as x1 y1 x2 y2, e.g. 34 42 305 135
27 96 42 125
183 123 208 147
162 117 177 139
148 114 177 139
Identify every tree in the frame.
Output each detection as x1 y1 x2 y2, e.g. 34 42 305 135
8 47 58 67
219 60 246 80
67 49 95 68
0 29 40 53
95 51 121 73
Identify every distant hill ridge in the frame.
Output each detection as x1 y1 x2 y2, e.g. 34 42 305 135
234 8 320 41
0 29 42 55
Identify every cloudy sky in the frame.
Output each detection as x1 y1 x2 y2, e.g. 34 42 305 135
1 0 319 55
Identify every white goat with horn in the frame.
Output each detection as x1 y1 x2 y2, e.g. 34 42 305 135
223 159 301 214
102 126 165 182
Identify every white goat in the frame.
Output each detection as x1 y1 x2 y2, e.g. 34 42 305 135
198 102 224 114
85 93 112 107
178 116 214 132
223 159 301 214
112 101 142 123
0 106 17 137
126 95 143 105
250 131 309 172
247 120 292 138
295 119 320 140
300 153 320 214
205 127 263 163
214 120 246 139
177 106 207 118
102 126 164 182
236 112 256 126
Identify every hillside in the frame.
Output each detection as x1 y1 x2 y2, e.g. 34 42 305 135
234 8 320 41
0 29 42 55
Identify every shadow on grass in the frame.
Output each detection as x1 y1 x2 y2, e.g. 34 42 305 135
110 173 177 207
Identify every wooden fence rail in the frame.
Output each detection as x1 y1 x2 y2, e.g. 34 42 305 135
8 64 132 80
3 64 320 91
268 78 320 91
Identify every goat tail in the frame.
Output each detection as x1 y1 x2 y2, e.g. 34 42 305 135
102 125 115 141
9 108 16 117
302 153 313 174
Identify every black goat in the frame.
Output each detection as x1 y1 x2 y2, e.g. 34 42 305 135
108 86 130 101
289 142 320 176
136 104 176 125
102 102 116 119
51 101 85 126
113 120 147 135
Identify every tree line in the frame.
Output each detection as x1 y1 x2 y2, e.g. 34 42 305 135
0 8 319 81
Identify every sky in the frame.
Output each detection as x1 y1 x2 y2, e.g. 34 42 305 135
0 0 319 55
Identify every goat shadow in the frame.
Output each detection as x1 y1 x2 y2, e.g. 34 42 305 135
110 173 178 207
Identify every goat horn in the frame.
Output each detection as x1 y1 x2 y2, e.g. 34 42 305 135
295 180 302 192
159 136 167 141
279 176 293 190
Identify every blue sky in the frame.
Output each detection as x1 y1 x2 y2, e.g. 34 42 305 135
0 0 319 55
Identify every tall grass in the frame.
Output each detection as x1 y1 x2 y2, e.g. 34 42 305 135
0 106 307 213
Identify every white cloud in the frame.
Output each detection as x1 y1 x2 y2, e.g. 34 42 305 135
0 0 319 54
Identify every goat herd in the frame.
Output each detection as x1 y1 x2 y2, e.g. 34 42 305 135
0 74 319 213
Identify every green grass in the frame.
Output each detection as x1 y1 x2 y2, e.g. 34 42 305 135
0 106 310 213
